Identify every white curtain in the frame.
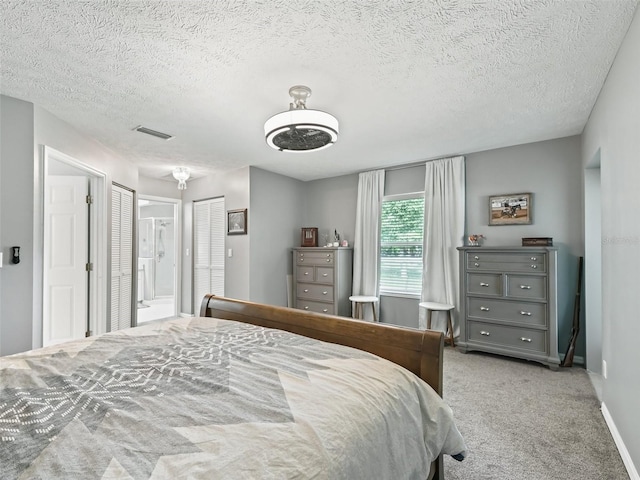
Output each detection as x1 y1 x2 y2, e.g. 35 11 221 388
352 169 385 321
420 156 465 335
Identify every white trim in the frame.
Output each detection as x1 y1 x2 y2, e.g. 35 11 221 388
601 402 639 480
38 146 107 348
137 195 182 323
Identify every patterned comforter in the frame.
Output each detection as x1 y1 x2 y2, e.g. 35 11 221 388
0 316 466 479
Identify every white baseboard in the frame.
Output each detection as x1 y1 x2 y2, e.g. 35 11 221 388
602 402 639 480
179 312 195 318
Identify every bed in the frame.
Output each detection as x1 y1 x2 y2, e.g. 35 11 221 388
0 295 466 479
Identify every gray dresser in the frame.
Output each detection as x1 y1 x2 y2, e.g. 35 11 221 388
292 247 353 317
457 246 560 369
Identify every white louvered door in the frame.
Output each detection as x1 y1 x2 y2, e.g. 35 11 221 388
111 184 134 331
193 197 225 310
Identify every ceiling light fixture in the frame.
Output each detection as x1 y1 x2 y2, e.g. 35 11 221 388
172 167 190 190
264 85 339 152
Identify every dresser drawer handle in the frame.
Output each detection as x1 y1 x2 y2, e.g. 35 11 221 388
474 263 480 267
303 289 309 293
519 285 531 289
322 309 328 313
326 254 331 257
530 265 537 269
322 291 328 295
304 306 309 310
474 255 479 260
520 337 532 343
480 306 490 311
322 273 328 277
300 258 304 261
530 257 537 261
520 311 532 316
480 331 490 336
304 272 309 275
326 259 331 262
480 282 490 287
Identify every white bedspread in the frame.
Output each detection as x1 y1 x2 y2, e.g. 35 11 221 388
0 316 466 479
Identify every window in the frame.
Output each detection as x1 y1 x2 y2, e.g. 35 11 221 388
379 193 424 296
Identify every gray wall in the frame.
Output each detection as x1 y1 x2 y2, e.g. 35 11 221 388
249 167 304 306
0 96 35 356
302 173 359 247
582 5 640 472
181 167 251 314
0 95 138 356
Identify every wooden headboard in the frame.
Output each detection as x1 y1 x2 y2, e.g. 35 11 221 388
199 294 444 397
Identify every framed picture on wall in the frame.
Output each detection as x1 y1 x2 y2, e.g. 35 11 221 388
489 193 532 226
227 208 248 235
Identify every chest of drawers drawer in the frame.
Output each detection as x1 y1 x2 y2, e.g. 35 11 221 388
467 273 502 296
506 275 547 300
297 252 334 265
467 297 547 327
296 299 335 315
297 283 334 301
468 321 547 354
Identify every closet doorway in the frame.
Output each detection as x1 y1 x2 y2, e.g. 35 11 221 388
137 195 181 323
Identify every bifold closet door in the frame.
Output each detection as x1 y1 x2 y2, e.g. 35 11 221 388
193 197 225 309
111 184 134 331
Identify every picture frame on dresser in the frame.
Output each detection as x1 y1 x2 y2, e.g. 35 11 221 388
301 227 319 247
227 209 247 235
489 192 532 226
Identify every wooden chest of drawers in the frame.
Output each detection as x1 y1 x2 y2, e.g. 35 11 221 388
457 246 560 369
292 248 353 317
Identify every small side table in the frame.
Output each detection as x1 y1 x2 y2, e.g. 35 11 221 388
419 301 455 347
349 295 379 322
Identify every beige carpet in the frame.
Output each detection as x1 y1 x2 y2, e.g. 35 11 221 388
442 348 629 480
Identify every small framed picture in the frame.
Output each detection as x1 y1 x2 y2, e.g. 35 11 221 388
489 193 532 226
301 227 318 247
227 209 247 235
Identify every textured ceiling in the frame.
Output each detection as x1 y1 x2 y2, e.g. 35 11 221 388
1 1 637 182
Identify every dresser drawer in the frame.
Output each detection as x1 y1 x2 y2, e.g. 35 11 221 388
296 300 335 315
297 284 334 301
468 321 546 353
506 275 547 300
315 267 334 284
467 273 502 296
297 251 334 265
296 266 315 282
467 259 546 273
467 298 547 327
466 252 546 264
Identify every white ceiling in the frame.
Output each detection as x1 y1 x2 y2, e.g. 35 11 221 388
1 1 637 182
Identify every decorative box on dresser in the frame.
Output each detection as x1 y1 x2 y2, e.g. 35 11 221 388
292 247 353 317
457 246 560 369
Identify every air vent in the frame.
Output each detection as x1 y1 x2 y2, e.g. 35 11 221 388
133 125 174 140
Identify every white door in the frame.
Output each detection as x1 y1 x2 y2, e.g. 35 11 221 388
43 176 88 346
111 184 134 331
193 197 225 310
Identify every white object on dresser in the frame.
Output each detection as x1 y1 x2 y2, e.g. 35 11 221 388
293 247 353 317
457 246 560 369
